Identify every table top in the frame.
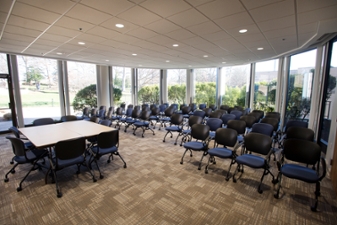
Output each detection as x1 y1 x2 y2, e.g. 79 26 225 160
19 120 115 148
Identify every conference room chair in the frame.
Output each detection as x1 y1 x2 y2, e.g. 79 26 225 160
208 110 222 119
206 118 223 140
158 106 175 130
179 115 203 146
202 108 212 119
205 128 241 180
209 104 217 111
133 110 155 137
221 114 236 128
239 115 256 134
192 110 206 120
274 138 326 211
46 137 96 198
97 106 106 120
199 103 206 110
120 107 139 132
89 108 98 118
250 123 274 137
265 112 281 122
99 119 112 127
189 103 197 112
226 120 246 144
278 120 309 149
158 104 168 117
60 115 78 122
77 107 89 120
163 113 184 145
104 106 114 120
8 126 35 164
232 132 277 193
149 106 161 129
32 117 55 126
180 124 210 170
286 126 315 141
5 137 48 192
111 107 124 128
181 106 192 120
261 117 281 160
251 109 265 120
230 109 243 120
89 130 127 179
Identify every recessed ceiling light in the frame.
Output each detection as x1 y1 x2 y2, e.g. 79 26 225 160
257 47 264 50
166 60 170 62
239 29 247 33
105 60 109 62
115 24 124 28
132 53 137 56
139 64 142 67
188 65 192 67
56 52 63 55
222 62 226 64
78 42 85 45
173 44 179 47
203 55 208 58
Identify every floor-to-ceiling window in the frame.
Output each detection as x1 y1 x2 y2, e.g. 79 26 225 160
320 41 337 146
167 69 186 105
221 64 250 108
113 66 132 107
0 53 12 131
285 49 316 124
137 68 160 105
194 68 217 106
254 59 279 112
68 61 96 114
17 55 60 125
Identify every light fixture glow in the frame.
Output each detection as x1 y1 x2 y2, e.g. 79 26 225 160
78 41 85 45
139 64 142 67
203 55 208 58
257 47 264 50
132 53 137 56
166 60 170 62
115 24 124 28
105 60 109 62
239 29 247 33
222 62 226 64
56 52 63 55
173 44 179 47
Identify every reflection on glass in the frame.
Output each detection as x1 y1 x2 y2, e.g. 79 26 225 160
0 53 8 73
113 67 132 107
221 65 250 108
254 59 279 112
285 49 316 124
138 68 160 105
167 69 186 105
68 61 96 114
320 41 337 145
194 68 217 106
17 55 60 124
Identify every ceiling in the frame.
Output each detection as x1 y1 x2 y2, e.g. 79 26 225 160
1 0 337 69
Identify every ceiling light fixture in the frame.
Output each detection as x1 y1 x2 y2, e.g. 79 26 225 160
78 42 85 45
239 29 247 33
173 44 179 47
203 55 208 58
222 62 226 64
56 52 63 55
257 47 264 50
105 60 109 62
115 24 124 28
166 60 170 62
132 53 137 56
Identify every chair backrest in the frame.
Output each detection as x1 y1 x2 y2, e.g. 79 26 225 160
142 104 150 111
54 137 86 160
286 126 314 141
188 115 203 127
260 117 279 131
191 124 210 140
206 118 223 132
99 119 112 127
33 118 55 126
251 109 264 119
244 132 272 155
82 107 89 117
283 139 321 165
106 107 114 118
132 107 142 119
120 103 126 110
209 111 222 119
159 104 167 113
6 136 26 157
171 104 178 110
189 103 197 112
140 110 151 120
179 104 187 111
214 128 238 147
199 103 206 110
97 108 106 118
221 114 236 126
97 130 119 149
151 107 160 116
243 108 251 116
240 115 256 129
123 108 132 117
203 108 212 117
99 105 106 111
230 110 243 120
8 126 21 138
251 123 274 137
164 106 175 117
209 104 217 111
265 112 280 121
182 106 191 114
227 120 246 135
170 113 184 125
248 112 262 122
61 115 78 122
284 120 308 132
115 107 124 116
220 105 229 111
193 110 206 118
150 104 157 111
90 108 98 117
89 116 100 123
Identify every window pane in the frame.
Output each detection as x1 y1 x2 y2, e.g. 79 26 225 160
320 41 337 145
0 53 8 73
167 69 186 105
17 55 60 125
254 59 279 112
221 65 250 108
138 68 160 105
285 49 316 123
68 61 96 114
194 68 217 106
113 66 132 107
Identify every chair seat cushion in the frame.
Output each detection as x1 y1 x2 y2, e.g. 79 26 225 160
183 141 206 150
209 131 215 139
236 154 265 168
160 118 171 122
149 116 159 120
208 147 233 158
14 149 47 163
281 164 319 183
182 129 191 135
134 121 150 127
54 155 84 169
165 126 181 132
92 146 117 156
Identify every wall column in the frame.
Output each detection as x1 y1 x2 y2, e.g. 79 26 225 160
186 69 195 104
96 65 110 108
160 69 168 104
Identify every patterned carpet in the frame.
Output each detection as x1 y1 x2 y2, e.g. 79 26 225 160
1 124 337 225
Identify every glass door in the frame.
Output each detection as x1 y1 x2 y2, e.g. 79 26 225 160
0 75 14 132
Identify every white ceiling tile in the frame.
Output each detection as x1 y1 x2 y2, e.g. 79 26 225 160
297 0 337 13
65 4 112 25
11 2 61 24
197 0 245 20
148 35 175 45
111 34 142 45
145 19 180 34
0 12 7 24
3 32 36 43
100 17 139 34
165 29 195 41
226 24 261 37
200 31 231 42
264 26 296 39
249 0 295 23
7 15 49 31
3 24 42 38
297 5 337 25
54 16 96 32
86 26 120 40
215 12 254 30
187 21 222 36
80 0 134 16
298 22 319 34
184 0 215 7
240 0 284 10
76 33 107 44
258 15 296 32
33 39 62 48
235 33 266 43
46 26 81 38
140 0 191 18
167 8 209 28
117 6 162 26
0 0 13 13
17 0 75 14
127 27 158 39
